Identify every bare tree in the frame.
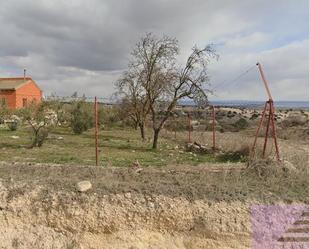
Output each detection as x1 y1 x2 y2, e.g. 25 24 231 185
128 33 178 147
118 33 216 148
149 45 217 148
116 70 150 140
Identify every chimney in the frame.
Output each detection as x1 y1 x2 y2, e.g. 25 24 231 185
23 68 26 81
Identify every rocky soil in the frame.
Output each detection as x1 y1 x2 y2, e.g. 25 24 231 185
0 163 255 249
0 159 307 249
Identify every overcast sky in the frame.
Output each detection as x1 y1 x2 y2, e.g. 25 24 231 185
0 0 308 101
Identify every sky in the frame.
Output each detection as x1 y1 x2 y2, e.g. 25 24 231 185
0 0 308 101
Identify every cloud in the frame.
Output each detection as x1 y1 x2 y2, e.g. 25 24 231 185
209 39 309 101
0 0 308 100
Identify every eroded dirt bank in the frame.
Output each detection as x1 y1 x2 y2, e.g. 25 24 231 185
0 162 307 249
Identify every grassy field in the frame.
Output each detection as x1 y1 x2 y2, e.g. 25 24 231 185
0 125 225 167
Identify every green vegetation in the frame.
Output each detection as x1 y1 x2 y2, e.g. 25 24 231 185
70 101 94 134
7 121 18 131
233 118 249 130
0 125 221 167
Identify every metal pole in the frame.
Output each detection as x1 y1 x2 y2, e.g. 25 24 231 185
251 101 267 158
212 105 216 150
262 101 271 157
188 113 192 143
94 97 99 166
256 62 273 101
269 100 281 161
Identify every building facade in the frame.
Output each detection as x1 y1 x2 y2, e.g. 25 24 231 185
0 77 42 109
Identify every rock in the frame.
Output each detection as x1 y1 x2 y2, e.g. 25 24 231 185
185 142 209 154
282 160 298 173
135 168 143 174
124 192 132 199
10 115 21 121
131 160 141 168
76 181 92 192
57 136 64 140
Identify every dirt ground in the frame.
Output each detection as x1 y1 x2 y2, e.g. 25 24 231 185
0 111 308 249
0 163 252 249
0 158 308 249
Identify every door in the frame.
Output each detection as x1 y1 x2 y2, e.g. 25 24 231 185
22 98 27 107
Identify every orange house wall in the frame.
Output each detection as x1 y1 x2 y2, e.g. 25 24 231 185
0 82 42 109
15 82 42 108
0 90 16 109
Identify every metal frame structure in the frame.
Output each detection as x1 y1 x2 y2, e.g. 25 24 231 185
251 63 281 161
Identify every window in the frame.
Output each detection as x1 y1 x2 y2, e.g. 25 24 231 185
22 98 27 107
0 98 6 107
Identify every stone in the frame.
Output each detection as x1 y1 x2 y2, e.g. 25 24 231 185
131 160 141 168
282 160 298 173
76 181 92 192
135 168 143 174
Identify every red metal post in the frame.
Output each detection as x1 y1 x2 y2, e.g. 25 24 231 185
212 105 216 150
251 101 268 158
188 113 192 143
257 63 273 101
253 62 281 162
94 97 99 166
262 101 271 157
269 100 281 161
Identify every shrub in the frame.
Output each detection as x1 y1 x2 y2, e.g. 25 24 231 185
281 115 307 128
7 121 18 131
216 145 250 163
233 118 249 130
37 128 49 147
98 106 123 128
20 102 53 148
164 117 188 131
250 113 259 120
30 126 49 148
70 101 93 134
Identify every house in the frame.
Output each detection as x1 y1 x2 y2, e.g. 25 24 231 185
0 77 42 109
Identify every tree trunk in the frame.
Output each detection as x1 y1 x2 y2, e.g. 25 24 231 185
138 122 145 141
152 128 160 149
30 129 38 148
134 121 138 130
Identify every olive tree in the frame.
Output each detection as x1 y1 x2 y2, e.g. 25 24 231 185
70 100 93 134
18 102 52 148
